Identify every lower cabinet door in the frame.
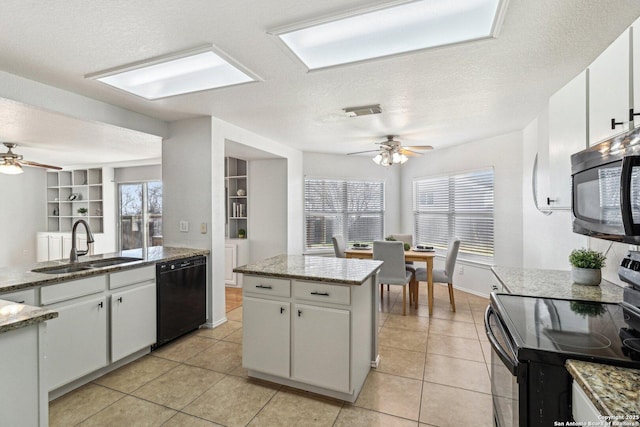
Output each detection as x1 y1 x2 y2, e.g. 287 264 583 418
45 296 108 390
111 282 157 362
243 296 290 377
293 304 350 392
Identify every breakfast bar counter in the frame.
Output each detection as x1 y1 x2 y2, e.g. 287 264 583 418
235 254 382 402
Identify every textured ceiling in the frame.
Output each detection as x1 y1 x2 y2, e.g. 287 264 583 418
0 0 639 166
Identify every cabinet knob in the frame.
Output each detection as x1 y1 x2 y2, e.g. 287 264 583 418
280 307 285 314
298 310 302 317
117 297 123 303
630 108 640 122
98 301 103 308
256 285 272 289
310 291 330 296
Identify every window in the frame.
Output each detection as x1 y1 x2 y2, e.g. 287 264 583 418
304 178 384 251
413 168 494 261
119 182 163 250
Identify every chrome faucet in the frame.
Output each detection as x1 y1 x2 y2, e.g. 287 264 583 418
70 219 95 263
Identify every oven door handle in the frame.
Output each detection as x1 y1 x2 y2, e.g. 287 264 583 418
484 305 518 375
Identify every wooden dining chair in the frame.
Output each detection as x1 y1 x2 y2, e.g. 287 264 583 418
332 234 347 258
373 240 415 315
415 238 460 314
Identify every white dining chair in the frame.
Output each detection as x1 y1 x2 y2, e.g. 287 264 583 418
415 238 460 314
332 234 347 258
374 240 415 315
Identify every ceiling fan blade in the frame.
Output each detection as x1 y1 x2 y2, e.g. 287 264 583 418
347 149 382 155
404 145 434 151
399 148 422 157
19 160 62 170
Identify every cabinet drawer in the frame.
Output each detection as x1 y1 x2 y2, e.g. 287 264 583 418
110 265 155 289
0 289 36 305
294 281 350 306
243 276 290 298
41 275 106 305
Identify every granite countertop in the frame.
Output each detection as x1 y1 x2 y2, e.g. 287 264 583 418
567 359 640 420
234 254 383 285
492 266 624 302
0 246 210 294
0 300 58 334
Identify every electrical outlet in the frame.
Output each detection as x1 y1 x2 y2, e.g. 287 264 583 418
200 222 207 234
179 220 189 232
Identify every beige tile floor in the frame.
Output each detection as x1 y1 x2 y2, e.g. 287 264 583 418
49 283 493 427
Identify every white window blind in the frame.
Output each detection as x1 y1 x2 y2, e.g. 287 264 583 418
413 168 494 261
305 178 384 251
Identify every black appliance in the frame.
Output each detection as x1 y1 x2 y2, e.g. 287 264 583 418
571 126 640 244
485 293 640 427
155 255 207 348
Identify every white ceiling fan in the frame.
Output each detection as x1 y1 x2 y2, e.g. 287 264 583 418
347 135 433 166
0 142 62 175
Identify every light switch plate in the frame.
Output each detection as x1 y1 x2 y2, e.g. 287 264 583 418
200 222 207 234
179 220 189 232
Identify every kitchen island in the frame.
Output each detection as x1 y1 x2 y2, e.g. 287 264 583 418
234 254 382 402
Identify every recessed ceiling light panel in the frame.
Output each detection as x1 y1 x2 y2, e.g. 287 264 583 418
87 46 259 100
273 0 509 70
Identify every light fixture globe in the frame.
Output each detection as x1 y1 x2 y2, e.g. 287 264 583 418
0 159 24 175
372 153 383 164
380 151 392 166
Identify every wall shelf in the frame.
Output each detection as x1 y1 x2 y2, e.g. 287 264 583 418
46 168 104 233
225 157 248 239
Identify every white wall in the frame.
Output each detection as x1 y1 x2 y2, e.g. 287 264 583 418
163 118 212 249
0 168 46 267
114 164 161 183
303 152 402 237
248 159 288 262
521 114 588 270
399 131 524 296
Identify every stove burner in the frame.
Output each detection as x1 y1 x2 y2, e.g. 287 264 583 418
543 329 612 349
623 338 640 352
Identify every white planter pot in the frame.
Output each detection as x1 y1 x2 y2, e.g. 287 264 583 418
571 267 601 286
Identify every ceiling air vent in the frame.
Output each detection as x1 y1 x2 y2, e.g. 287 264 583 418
343 104 382 117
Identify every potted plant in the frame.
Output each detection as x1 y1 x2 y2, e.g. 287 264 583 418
569 248 606 286
238 228 246 239
77 207 88 216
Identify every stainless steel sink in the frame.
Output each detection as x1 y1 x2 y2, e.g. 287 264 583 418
32 265 94 274
87 257 142 268
32 257 143 274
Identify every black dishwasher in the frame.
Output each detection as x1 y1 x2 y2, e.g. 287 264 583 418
155 255 207 348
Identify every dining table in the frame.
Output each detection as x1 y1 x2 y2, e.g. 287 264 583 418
344 247 436 315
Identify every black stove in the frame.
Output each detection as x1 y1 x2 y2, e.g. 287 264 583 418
486 253 640 426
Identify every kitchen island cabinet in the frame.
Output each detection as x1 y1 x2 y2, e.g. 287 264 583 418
235 254 382 402
0 300 57 427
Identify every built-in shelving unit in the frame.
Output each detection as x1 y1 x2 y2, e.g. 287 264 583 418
46 168 104 233
225 157 248 239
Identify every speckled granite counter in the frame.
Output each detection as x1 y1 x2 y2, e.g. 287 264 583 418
0 300 58 334
567 359 640 419
234 254 383 285
0 246 209 294
492 266 624 302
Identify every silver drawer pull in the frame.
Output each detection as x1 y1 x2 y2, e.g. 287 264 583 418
256 285 273 289
311 291 329 296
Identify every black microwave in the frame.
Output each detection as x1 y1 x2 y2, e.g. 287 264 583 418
571 127 640 243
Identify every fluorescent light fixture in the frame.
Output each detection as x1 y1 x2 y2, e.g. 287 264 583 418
273 0 509 70
88 46 259 99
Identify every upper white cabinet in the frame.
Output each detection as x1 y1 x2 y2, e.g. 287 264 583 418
631 19 640 128
546 71 588 209
588 27 631 145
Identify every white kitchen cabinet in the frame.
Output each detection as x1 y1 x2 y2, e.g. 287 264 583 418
243 296 290 377
293 303 350 392
0 324 47 427
242 274 373 402
37 232 91 262
111 282 156 362
225 239 249 287
44 294 108 390
572 381 601 422
0 288 36 305
588 27 631 145
632 18 640 128
546 70 588 209
49 234 63 261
